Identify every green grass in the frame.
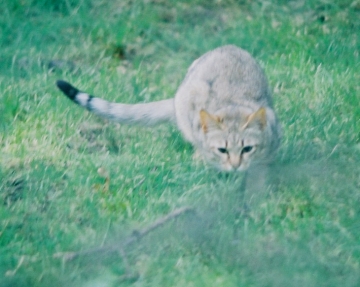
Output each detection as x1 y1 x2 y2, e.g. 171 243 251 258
1 0 360 286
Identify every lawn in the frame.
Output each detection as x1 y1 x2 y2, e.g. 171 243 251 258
0 0 359 286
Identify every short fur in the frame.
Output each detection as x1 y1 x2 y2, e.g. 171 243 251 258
56 45 281 174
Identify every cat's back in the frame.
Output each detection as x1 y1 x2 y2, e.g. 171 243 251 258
175 45 272 109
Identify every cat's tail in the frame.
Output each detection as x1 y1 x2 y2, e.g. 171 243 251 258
56 80 175 126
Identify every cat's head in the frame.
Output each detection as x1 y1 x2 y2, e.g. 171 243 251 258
199 107 268 172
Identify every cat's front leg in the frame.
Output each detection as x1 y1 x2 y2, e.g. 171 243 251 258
242 164 270 207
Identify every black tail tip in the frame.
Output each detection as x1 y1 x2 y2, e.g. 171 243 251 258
56 80 79 100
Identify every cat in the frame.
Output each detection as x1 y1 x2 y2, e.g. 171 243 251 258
56 45 281 190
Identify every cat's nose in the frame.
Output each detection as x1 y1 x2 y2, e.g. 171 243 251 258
229 154 241 169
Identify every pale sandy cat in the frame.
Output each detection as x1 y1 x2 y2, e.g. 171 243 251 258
56 45 281 181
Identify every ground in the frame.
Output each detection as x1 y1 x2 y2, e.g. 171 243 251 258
0 0 359 286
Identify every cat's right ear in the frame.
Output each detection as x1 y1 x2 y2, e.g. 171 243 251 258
200 109 223 133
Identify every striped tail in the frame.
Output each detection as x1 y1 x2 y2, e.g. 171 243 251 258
56 80 175 126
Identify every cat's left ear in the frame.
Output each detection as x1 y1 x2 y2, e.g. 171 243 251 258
243 107 267 130
200 109 223 133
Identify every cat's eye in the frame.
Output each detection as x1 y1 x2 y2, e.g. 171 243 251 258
242 146 253 154
217 147 228 154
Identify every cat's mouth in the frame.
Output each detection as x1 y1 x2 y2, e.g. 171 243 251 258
221 162 249 172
